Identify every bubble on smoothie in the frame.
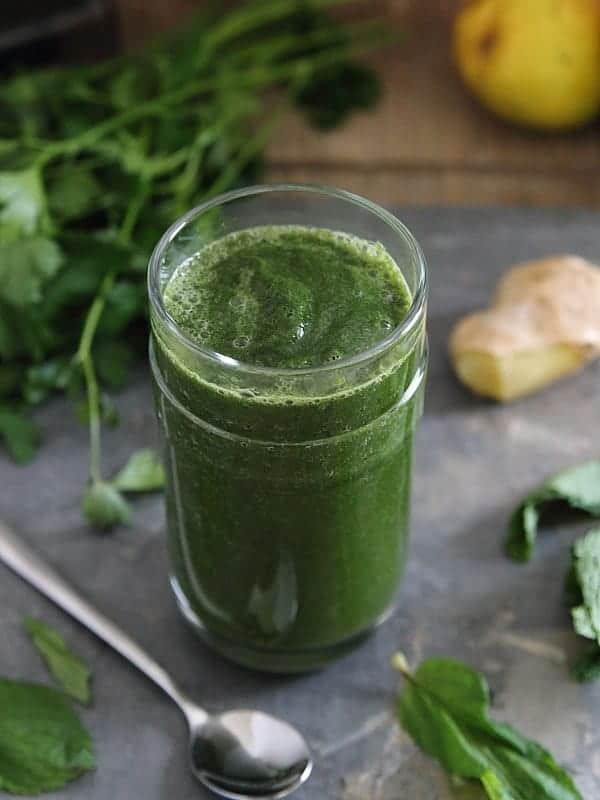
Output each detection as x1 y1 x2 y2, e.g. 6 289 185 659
162 224 412 371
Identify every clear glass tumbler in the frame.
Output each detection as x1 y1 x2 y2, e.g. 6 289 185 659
148 185 428 672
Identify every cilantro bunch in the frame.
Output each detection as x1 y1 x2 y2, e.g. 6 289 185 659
0 0 386 527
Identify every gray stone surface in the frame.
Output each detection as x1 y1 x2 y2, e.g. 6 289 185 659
2 207 600 799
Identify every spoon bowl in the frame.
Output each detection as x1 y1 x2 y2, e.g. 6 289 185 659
190 710 312 799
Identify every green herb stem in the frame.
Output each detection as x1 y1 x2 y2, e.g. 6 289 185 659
75 179 149 484
76 272 114 483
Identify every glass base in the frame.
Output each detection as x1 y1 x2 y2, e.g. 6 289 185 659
170 574 393 673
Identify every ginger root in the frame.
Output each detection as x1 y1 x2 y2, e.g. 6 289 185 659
450 255 600 401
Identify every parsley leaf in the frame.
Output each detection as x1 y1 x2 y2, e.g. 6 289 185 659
0 679 94 794
24 618 92 705
112 448 165 493
94 340 134 391
569 528 600 682
506 461 600 562
394 654 583 800
0 237 63 309
97 281 145 337
23 357 72 405
294 63 381 130
82 481 131 529
0 168 48 238
48 168 102 223
0 406 40 463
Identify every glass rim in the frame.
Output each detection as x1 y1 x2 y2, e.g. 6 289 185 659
147 183 428 377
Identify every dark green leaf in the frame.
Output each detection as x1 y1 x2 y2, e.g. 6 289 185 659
112 448 165 493
0 406 40 463
571 647 600 683
568 528 600 683
44 235 131 320
0 679 94 794
0 300 56 360
94 340 134 391
82 481 131 529
23 357 73 405
48 168 102 222
98 281 144 337
24 617 92 704
294 62 380 130
506 461 600 562
108 65 158 109
0 236 63 309
395 654 583 800
0 364 23 399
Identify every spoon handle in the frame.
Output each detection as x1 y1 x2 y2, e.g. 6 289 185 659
0 519 192 712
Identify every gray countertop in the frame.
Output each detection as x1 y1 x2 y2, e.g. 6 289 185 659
2 207 599 799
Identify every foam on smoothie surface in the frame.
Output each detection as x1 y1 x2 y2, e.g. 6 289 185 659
163 225 411 369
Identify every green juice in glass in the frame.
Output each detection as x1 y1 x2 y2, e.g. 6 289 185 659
149 189 427 672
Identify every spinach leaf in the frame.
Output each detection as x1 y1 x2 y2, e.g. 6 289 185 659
0 680 94 794
506 461 600 562
569 528 600 682
394 654 582 800
24 617 91 705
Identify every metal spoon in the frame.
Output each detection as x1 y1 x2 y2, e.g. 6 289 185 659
0 521 312 799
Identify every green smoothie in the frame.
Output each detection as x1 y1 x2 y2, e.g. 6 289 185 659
151 224 425 671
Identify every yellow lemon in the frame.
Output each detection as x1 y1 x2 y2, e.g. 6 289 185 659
453 0 600 130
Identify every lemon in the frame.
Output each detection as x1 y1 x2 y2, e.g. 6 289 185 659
453 0 600 130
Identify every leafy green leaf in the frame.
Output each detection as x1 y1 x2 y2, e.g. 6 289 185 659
394 654 583 800
0 406 40 463
94 340 134 391
0 679 94 794
0 364 22 399
294 62 380 130
568 528 600 682
0 236 63 309
48 168 102 222
82 481 131 529
112 448 165 493
571 528 600 641
506 461 600 562
571 647 600 683
43 235 130 320
24 617 91 705
98 280 144 336
0 168 47 239
23 357 72 405
0 300 56 361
